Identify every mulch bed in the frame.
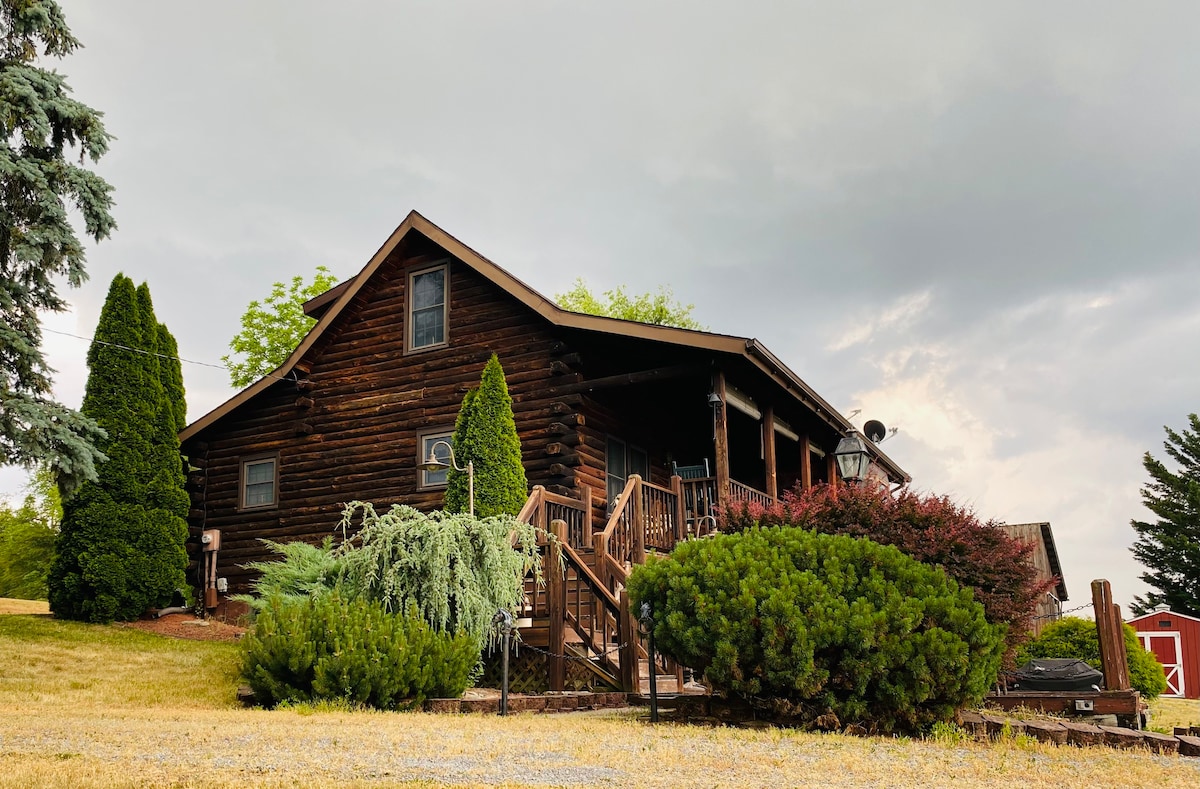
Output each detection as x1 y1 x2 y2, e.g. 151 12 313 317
120 612 246 643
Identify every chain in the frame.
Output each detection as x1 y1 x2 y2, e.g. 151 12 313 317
1031 602 1093 621
506 640 629 663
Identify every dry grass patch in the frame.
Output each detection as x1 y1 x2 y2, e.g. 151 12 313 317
0 597 49 615
0 613 240 710
1150 696 1200 732
3 601 1200 787
4 707 1200 788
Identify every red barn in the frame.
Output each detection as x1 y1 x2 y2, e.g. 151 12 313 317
1127 607 1200 699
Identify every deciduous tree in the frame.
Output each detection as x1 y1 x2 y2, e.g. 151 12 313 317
555 278 705 330
223 266 338 388
0 465 60 599
0 0 115 494
1130 413 1200 618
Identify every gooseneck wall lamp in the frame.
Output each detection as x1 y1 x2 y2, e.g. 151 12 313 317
419 440 475 517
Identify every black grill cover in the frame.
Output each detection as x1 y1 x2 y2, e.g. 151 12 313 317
1010 658 1102 691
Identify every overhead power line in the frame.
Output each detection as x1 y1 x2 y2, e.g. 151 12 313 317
42 327 295 383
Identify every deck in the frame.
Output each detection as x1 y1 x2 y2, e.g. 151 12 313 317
512 474 774 694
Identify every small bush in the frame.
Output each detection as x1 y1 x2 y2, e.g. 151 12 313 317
1015 616 1168 699
241 592 478 709
627 526 1006 734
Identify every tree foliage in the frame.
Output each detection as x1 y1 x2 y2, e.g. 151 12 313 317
1015 617 1168 699
446 355 527 518
241 504 542 651
555 278 705 330
241 591 477 709
223 266 338 388
1130 414 1200 618
442 388 476 515
0 0 114 494
0 465 60 599
724 483 1052 654
48 275 188 623
628 526 1006 734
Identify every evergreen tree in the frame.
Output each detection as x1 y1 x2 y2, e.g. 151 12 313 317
0 1 115 495
48 275 188 623
155 322 186 434
1130 414 1200 618
449 355 527 518
443 387 476 514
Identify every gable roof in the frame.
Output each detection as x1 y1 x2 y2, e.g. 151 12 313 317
1127 608 1200 626
1001 521 1068 601
182 210 909 482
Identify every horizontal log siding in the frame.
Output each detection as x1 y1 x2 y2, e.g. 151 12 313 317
186 245 575 592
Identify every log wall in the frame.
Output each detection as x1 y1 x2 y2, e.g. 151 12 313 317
184 238 583 592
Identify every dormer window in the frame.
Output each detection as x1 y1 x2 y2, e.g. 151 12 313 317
408 264 448 351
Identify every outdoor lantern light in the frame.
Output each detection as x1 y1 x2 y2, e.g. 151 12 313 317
833 430 871 483
419 440 474 517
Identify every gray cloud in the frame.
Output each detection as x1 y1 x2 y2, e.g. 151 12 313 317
6 0 1196 607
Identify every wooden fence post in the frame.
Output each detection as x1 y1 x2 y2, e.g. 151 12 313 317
579 483 592 538
670 475 685 545
547 519 567 692
1091 579 1132 691
619 587 637 693
632 476 646 565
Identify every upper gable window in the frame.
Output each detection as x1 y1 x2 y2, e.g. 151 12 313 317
408 264 448 351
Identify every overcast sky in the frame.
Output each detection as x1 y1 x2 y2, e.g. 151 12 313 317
6 1 1199 612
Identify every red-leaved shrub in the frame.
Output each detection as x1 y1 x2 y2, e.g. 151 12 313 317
723 483 1055 654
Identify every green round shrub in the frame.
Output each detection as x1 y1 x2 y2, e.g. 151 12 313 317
1015 616 1168 699
241 592 479 709
627 526 1007 734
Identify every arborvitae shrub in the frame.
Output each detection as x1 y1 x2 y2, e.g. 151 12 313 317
450 355 527 517
1015 616 1168 699
627 526 1006 734
49 275 188 623
443 388 476 514
241 591 478 709
724 483 1051 653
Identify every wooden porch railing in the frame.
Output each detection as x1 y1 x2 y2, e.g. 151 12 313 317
516 484 592 550
729 478 775 510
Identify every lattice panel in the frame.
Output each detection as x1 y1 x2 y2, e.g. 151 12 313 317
480 646 549 694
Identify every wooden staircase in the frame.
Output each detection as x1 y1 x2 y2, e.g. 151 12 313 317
516 477 693 694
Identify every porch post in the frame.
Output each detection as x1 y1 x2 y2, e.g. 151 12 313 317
713 370 731 518
799 434 812 490
763 404 777 500
826 454 837 489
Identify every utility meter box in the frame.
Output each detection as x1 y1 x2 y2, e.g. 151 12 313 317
201 529 221 552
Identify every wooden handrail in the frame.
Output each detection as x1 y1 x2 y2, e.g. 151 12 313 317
599 475 639 542
559 539 620 612
516 485 545 525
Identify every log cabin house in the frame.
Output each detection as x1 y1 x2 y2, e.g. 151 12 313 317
181 210 910 691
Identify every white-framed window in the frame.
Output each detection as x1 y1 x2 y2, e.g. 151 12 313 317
606 436 649 506
418 430 454 489
239 455 278 510
407 263 448 352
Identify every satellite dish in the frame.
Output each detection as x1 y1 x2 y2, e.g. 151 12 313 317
863 419 887 443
